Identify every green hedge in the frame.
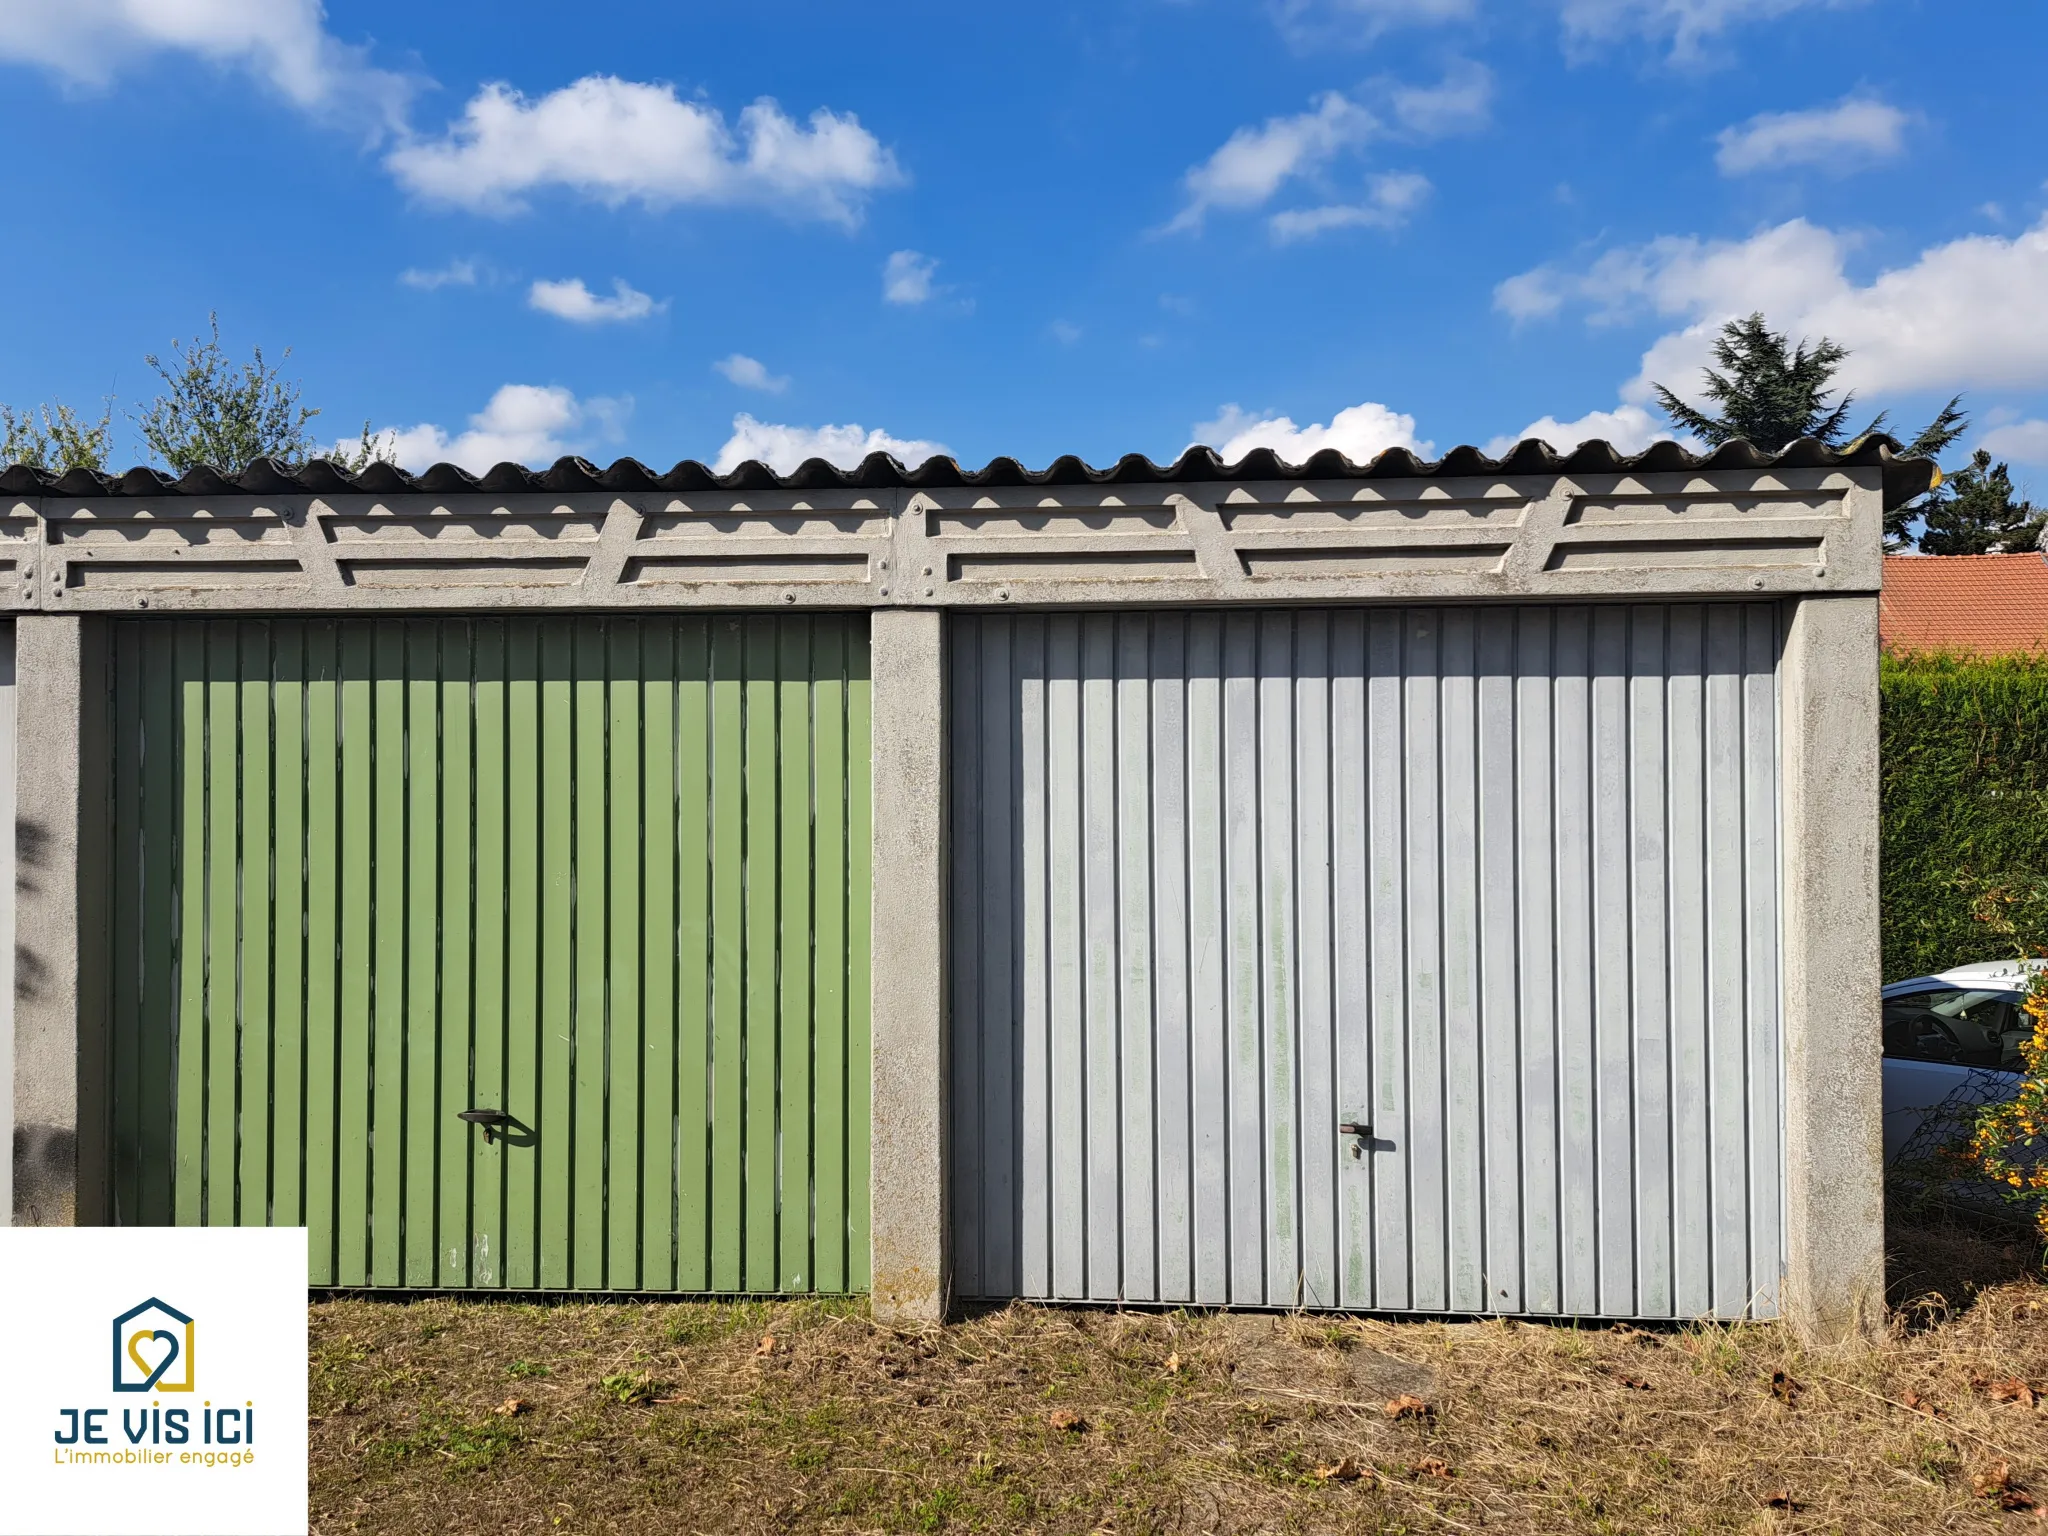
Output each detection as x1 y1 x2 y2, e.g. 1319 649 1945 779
1881 651 2048 980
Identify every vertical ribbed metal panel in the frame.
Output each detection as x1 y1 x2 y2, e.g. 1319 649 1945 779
950 605 1784 1320
106 616 871 1293
0 622 15 1225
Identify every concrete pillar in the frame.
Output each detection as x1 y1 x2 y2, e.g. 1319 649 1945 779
11 614 110 1227
868 608 949 1323
1779 594 1885 1345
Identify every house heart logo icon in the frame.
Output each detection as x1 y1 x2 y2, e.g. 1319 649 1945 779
111 1299 195 1393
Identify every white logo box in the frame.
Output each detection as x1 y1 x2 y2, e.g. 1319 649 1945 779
0 1228 307 1536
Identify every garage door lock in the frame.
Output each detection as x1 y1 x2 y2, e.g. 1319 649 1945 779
1338 1121 1373 1157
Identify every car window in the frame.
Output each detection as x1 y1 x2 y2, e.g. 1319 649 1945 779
1882 988 2022 1069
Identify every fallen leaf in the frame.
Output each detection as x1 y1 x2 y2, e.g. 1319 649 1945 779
1988 1378 2040 1409
1901 1388 1943 1418
1047 1409 1087 1433
1383 1394 1431 1421
1770 1370 1802 1405
1974 1458 2039 1507
1412 1456 1454 1480
754 1334 777 1357
1314 1455 1367 1482
1163 1351 1182 1374
495 1397 528 1417
1969 1461 2042 1512
1763 1490 1801 1512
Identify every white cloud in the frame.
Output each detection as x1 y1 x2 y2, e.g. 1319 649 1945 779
1283 0 1850 54
1482 403 1688 458
713 413 946 474
1387 58 1493 137
399 258 479 290
1500 214 2048 405
1982 420 2048 467
1168 91 1377 232
1191 400 1433 464
385 75 902 222
1715 95 1908 175
1049 320 1083 346
1269 0 1477 46
1270 170 1430 242
371 384 629 473
883 249 938 305
1493 266 1569 324
527 276 664 324
0 0 413 130
1560 0 1860 59
712 354 789 393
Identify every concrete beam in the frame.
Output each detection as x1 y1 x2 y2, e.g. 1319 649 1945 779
868 608 949 1323
1779 594 1885 1345
11 616 111 1226
17 465 1888 615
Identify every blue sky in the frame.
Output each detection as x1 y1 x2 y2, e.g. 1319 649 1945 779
2 0 2045 481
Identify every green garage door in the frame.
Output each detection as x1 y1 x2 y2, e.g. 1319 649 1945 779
106 616 871 1294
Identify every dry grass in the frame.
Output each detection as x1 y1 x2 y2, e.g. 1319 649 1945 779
313 1214 2048 1535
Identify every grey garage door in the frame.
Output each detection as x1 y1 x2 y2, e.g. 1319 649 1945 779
948 605 1784 1320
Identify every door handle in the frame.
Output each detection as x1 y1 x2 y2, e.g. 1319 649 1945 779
1339 1121 1372 1157
458 1108 514 1145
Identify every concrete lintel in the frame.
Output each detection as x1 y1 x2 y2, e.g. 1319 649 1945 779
1778 593 1885 1346
11 614 109 1227
868 608 949 1323
27 466 1885 613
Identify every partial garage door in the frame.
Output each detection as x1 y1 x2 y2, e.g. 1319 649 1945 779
0 621 15 1224
949 606 1783 1320
106 615 871 1294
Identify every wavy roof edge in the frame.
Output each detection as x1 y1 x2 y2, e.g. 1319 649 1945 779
0 434 1938 511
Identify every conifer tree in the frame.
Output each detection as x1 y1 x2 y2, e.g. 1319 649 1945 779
1653 311 1971 551
1653 313 1873 452
1916 450 2044 556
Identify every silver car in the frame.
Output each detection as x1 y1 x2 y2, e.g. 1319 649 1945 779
1882 960 2043 1176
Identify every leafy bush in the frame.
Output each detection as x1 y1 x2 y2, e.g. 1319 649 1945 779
1880 652 2048 981
1969 972 2048 1240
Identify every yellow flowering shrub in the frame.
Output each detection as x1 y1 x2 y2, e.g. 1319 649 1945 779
1969 969 2048 1240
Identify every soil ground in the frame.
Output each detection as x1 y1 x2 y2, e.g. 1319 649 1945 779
311 1209 2048 1535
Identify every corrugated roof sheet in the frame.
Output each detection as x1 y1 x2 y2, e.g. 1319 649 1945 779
1880 552 2048 656
0 434 1938 510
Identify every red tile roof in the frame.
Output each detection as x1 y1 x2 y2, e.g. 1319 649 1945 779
1880 552 2048 656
